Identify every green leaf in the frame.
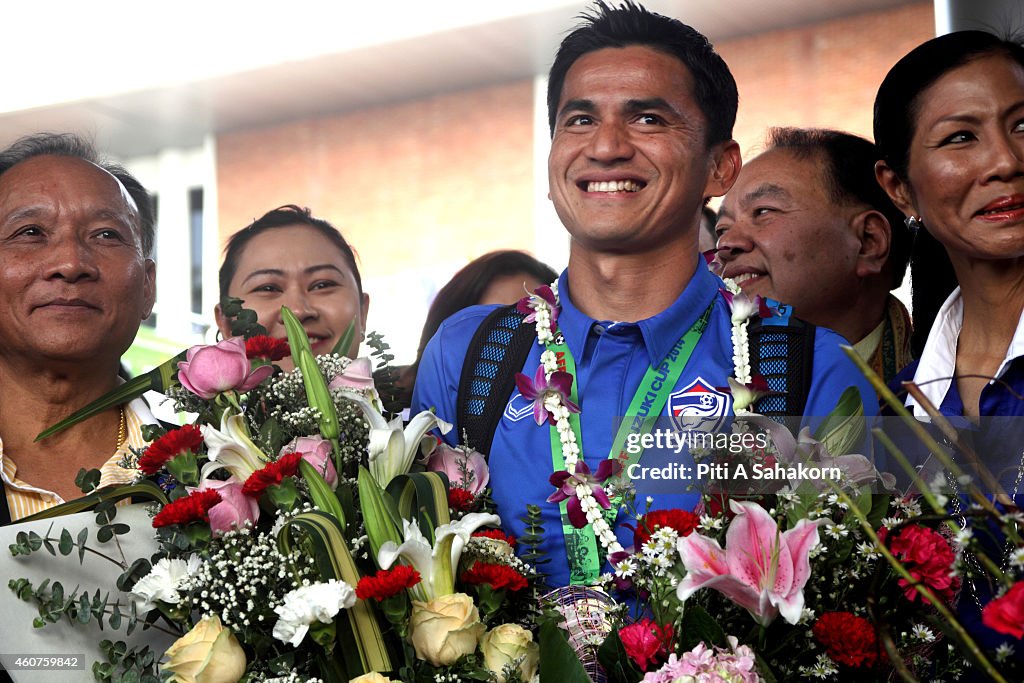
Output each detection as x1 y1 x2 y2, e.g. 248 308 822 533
387 470 451 533
76 468 102 494
813 385 865 456
677 604 728 652
538 618 590 682
78 593 91 623
109 604 123 630
298 459 347 530
331 319 358 357
97 525 114 543
596 628 642 683
278 511 392 676
77 527 89 563
58 529 74 555
19 479 168 523
357 466 403 563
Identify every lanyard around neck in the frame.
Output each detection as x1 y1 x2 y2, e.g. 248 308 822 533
547 301 714 584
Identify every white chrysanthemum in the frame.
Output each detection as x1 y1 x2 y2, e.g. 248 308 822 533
131 556 202 614
272 579 356 647
911 624 935 643
1009 547 1024 570
996 643 1015 663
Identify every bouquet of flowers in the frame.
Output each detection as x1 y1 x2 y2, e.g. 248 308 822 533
7 303 555 683
586 412 972 683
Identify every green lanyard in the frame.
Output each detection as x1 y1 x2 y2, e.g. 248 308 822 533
547 301 715 584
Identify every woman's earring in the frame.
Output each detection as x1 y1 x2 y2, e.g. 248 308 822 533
904 215 923 234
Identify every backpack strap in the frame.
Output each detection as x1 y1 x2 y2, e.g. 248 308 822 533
457 305 537 457
748 304 816 417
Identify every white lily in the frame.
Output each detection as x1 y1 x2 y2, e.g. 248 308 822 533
201 410 269 482
345 393 451 487
377 512 500 601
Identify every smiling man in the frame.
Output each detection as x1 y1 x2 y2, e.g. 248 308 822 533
716 127 913 383
412 2 875 587
0 133 159 524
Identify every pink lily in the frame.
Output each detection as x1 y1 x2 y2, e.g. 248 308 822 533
547 460 622 528
516 284 559 331
676 499 824 626
514 365 580 426
718 288 776 324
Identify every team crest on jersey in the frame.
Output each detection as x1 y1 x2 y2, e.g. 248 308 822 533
668 377 732 432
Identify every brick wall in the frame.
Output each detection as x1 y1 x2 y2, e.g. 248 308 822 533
720 2 935 159
216 79 536 277
214 2 935 360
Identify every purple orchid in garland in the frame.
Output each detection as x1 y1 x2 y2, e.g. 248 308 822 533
547 459 623 528
516 284 559 331
514 365 580 426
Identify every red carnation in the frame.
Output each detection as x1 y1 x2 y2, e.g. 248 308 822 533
619 619 674 672
356 565 422 601
634 508 700 548
460 562 528 592
879 524 960 603
245 335 291 361
152 489 222 528
448 487 475 512
473 529 517 548
813 612 881 667
138 425 205 475
983 581 1024 639
243 452 303 497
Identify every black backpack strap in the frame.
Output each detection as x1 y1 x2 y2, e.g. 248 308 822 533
748 315 816 417
457 305 537 457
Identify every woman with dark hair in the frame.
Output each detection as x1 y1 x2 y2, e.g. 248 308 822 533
875 30 1024 416
397 251 557 406
215 205 369 371
874 30 1024 670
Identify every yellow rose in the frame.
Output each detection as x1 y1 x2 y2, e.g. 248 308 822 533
409 592 486 666
164 615 246 683
348 674 393 683
480 623 540 683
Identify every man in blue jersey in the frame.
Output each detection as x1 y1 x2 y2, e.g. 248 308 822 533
412 1 875 587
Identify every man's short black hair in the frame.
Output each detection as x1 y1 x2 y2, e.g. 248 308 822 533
546 0 737 145
766 127 910 291
0 133 155 257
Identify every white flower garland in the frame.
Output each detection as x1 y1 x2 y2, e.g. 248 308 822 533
527 280 751 561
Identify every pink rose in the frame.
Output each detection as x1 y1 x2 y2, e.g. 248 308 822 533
983 581 1024 639
427 444 489 495
177 337 273 399
328 357 375 391
281 435 338 488
199 479 259 534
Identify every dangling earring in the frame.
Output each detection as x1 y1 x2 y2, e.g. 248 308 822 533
904 215 923 234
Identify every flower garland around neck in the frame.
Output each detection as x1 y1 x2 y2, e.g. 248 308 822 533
513 279 775 562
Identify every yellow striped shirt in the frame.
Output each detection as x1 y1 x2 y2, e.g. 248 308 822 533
1 399 154 522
